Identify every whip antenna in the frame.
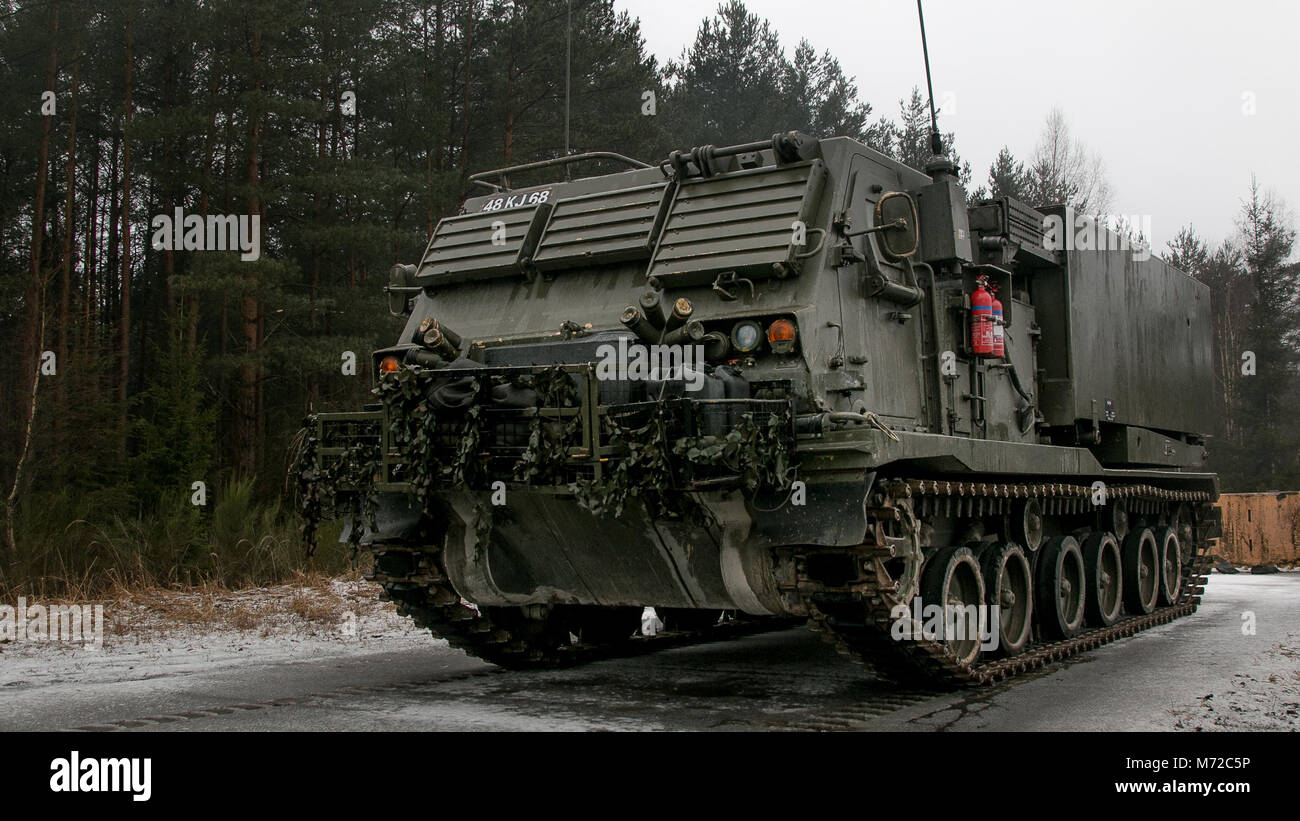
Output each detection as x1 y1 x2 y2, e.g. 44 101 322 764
564 0 571 157
917 0 944 156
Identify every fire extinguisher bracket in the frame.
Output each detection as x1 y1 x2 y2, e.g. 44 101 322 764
969 264 1015 326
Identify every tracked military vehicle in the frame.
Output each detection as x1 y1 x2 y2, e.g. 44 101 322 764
298 130 1218 685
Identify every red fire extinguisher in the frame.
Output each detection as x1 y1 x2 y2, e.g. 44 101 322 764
970 277 994 356
990 288 1005 358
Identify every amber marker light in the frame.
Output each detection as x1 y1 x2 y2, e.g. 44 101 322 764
767 318 797 354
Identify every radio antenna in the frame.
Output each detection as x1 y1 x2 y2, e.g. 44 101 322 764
916 0 944 156
564 0 573 179
564 0 572 154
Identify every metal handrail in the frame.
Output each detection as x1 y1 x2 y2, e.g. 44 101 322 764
469 152 651 192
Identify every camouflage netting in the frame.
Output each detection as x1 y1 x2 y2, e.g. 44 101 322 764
288 426 379 557
291 365 796 548
572 403 795 519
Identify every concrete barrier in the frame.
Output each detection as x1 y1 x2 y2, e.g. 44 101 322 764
1215 491 1300 566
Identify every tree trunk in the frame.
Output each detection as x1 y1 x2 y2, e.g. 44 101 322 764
191 63 221 353
106 130 119 333
56 42 79 456
3 6 60 569
83 137 99 336
235 25 263 479
459 4 475 176
504 58 514 163
118 13 134 454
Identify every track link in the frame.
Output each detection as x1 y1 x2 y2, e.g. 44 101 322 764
367 479 1213 683
369 545 789 669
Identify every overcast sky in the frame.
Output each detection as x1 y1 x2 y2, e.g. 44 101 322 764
613 0 1299 255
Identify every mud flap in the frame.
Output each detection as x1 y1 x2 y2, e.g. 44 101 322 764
340 492 424 546
746 473 876 548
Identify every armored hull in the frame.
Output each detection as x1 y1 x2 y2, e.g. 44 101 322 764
299 131 1217 684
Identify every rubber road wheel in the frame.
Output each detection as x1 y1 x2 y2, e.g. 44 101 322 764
1036 535 1086 639
1081 531 1123 626
979 542 1033 656
920 546 986 667
1154 527 1183 606
1121 527 1159 615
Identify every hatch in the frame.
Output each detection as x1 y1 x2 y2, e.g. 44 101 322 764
416 202 552 285
531 182 673 271
646 159 827 287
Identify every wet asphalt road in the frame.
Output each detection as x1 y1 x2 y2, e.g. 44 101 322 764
3 573 1297 732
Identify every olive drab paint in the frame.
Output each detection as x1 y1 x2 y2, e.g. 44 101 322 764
304 128 1218 684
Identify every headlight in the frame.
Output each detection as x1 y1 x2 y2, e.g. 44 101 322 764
379 355 401 375
730 320 762 353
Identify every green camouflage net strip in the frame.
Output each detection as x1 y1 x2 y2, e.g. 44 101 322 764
675 408 795 493
571 405 796 521
289 422 380 556
376 366 477 498
569 404 675 519
293 365 796 543
375 365 582 498
513 368 581 485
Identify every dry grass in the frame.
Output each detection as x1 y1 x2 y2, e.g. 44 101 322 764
0 534 400 647
13 561 391 644
228 609 260 631
285 590 344 625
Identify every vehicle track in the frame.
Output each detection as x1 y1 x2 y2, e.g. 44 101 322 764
797 479 1216 685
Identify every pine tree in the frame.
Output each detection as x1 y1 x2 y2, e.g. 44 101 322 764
664 1 787 146
663 1 880 152
129 312 217 508
781 41 877 142
879 87 971 186
1167 225 1250 484
1233 180 1300 488
984 146 1030 200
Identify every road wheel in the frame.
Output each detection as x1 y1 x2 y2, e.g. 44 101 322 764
1122 527 1159 614
1036 535 1086 639
1170 502 1194 562
1081 531 1123 626
979 542 1033 656
1106 500 1130 541
920 546 986 667
1155 527 1182 606
1010 498 1044 552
